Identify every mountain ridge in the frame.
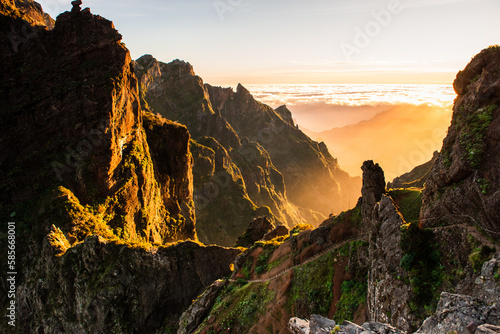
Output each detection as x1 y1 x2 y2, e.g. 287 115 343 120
135 54 361 246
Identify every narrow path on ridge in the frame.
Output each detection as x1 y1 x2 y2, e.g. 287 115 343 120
229 236 368 284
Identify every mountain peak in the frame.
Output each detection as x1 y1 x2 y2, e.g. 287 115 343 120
236 83 251 95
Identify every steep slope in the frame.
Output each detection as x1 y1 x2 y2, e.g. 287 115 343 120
206 84 361 218
0 2 239 332
182 159 499 334
388 151 439 189
421 46 500 240
0 0 54 28
313 104 452 180
135 55 358 246
0 4 194 245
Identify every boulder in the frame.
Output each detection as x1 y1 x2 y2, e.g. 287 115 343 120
288 317 310 334
264 224 290 241
416 292 500 334
235 216 275 247
310 314 336 333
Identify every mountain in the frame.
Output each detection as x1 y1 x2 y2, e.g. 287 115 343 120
421 45 500 240
2 1 499 333
179 48 500 333
0 0 54 28
181 160 499 333
311 104 452 180
0 1 239 332
135 55 361 246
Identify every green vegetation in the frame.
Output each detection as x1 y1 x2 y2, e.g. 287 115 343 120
47 225 72 256
389 189 423 223
476 178 491 195
400 222 443 319
468 245 495 273
334 280 367 323
254 235 288 248
195 281 276 333
459 105 496 168
290 223 314 235
255 246 276 275
330 203 362 227
287 252 336 316
467 74 481 90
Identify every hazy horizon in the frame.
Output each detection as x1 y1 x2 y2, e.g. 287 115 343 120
36 0 499 86
243 84 455 180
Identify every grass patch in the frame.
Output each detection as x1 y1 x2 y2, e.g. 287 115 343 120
334 280 367 323
196 281 276 333
290 223 314 235
287 252 336 316
389 189 423 223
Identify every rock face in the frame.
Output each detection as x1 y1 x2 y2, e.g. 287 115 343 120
264 224 290 241
367 195 415 332
388 151 439 189
135 55 307 246
421 46 500 240
0 2 236 333
0 0 54 28
18 237 240 333
0 2 195 244
235 216 275 247
135 55 361 245
288 315 405 334
416 292 500 334
178 279 228 334
361 161 386 227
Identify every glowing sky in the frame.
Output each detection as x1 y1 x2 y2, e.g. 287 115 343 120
38 0 500 86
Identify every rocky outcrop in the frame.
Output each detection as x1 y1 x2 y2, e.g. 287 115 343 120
421 46 500 240
18 236 240 333
361 161 386 227
416 292 500 334
388 151 439 189
0 2 221 333
264 224 290 241
178 279 229 334
235 216 274 247
472 254 500 304
288 317 311 334
368 195 415 332
0 2 195 244
142 112 196 241
288 315 405 334
0 0 54 28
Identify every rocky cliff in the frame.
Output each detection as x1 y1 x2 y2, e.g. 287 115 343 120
205 84 361 219
135 55 361 245
421 46 500 240
0 1 195 245
0 1 239 332
180 158 499 333
135 55 307 246
0 0 54 28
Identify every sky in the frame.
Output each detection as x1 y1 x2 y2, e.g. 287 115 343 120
37 0 500 86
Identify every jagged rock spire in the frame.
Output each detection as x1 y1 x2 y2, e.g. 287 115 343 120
71 0 82 13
